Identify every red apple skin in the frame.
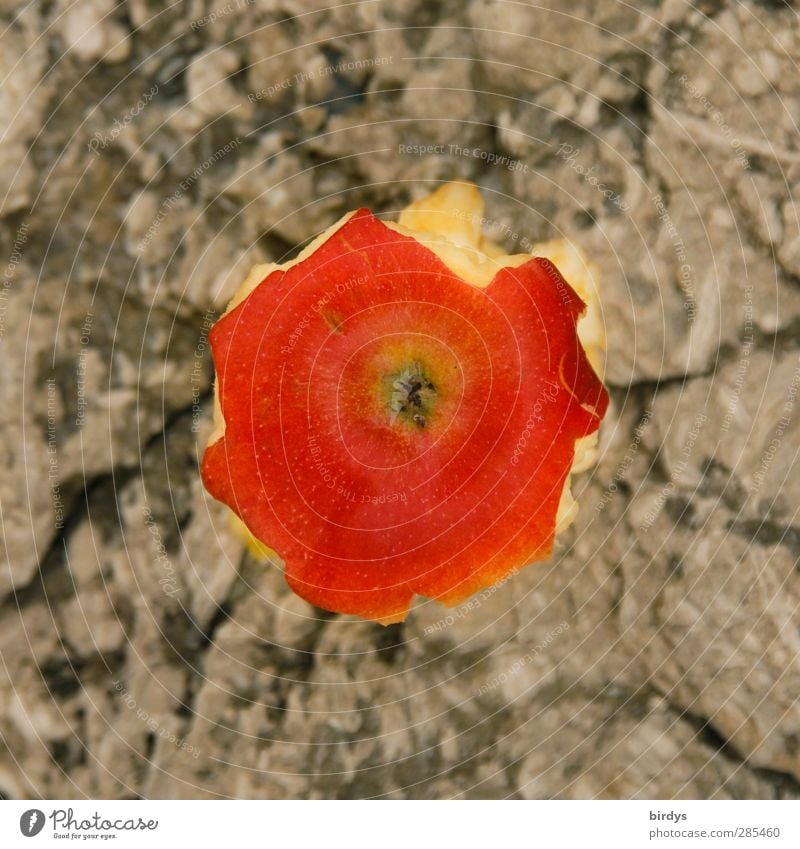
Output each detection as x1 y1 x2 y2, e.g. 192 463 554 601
201 209 608 623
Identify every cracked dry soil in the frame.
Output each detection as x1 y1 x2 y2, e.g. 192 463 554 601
1 0 800 799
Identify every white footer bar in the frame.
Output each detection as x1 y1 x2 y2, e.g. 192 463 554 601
2 799 798 848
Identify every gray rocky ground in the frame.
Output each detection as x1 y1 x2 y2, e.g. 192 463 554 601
1 0 799 799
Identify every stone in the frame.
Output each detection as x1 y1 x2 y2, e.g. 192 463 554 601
1 0 799 803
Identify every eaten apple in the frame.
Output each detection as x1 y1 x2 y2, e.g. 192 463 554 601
201 182 609 623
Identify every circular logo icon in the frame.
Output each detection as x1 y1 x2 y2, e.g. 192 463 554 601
20 809 45 837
